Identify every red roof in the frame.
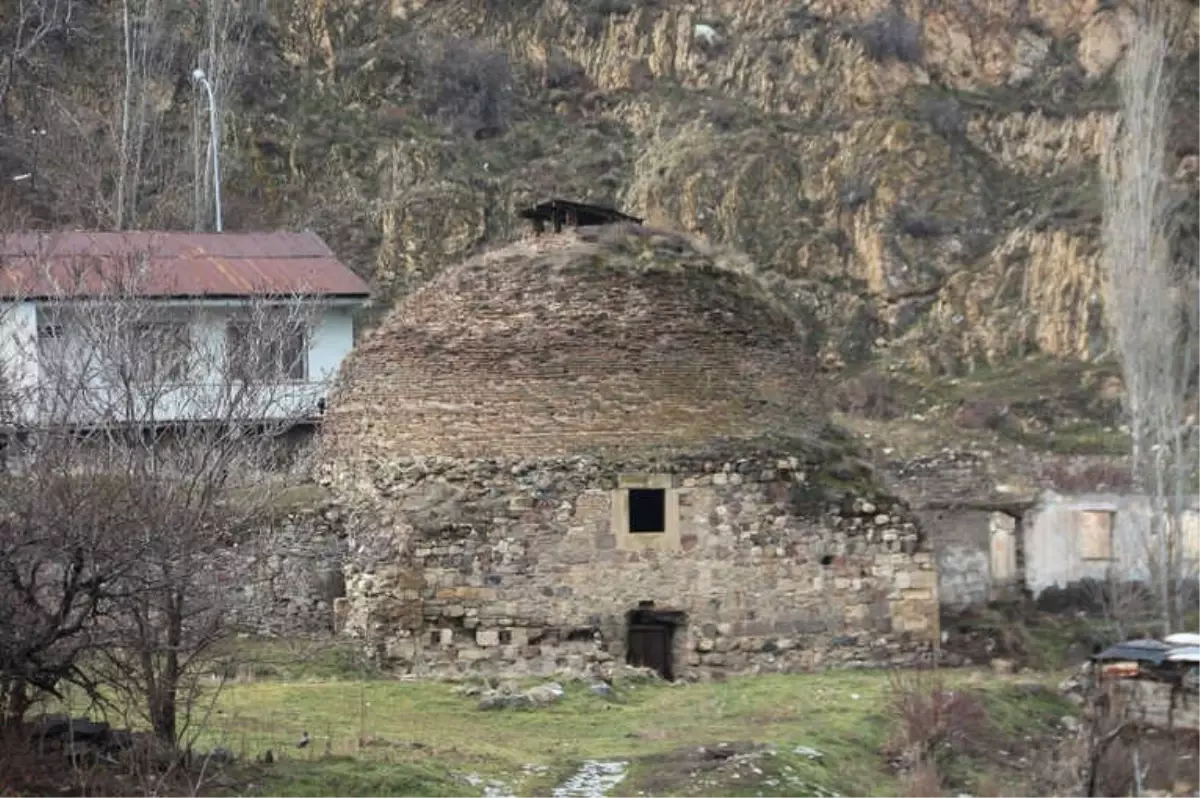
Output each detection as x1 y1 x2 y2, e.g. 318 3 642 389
0 230 371 300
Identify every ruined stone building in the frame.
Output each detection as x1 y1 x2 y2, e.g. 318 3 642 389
319 227 940 679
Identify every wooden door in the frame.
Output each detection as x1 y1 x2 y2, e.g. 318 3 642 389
627 624 673 680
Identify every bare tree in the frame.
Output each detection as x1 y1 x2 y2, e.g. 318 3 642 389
0 0 79 118
1101 4 1197 635
115 0 185 231
0 240 322 744
192 0 253 231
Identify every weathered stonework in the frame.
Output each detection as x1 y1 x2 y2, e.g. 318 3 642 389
329 448 939 678
216 505 347 637
320 230 941 679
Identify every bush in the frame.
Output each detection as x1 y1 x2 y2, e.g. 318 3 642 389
837 369 900 420
952 397 1010 430
894 210 944 238
856 7 923 64
421 38 513 138
921 95 967 140
888 667 998 768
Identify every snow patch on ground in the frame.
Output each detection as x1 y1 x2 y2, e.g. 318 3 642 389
551 760 629 798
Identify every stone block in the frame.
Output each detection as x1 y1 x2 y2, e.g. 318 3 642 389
477 628 500 647
910 570 937 590
385 638 416 661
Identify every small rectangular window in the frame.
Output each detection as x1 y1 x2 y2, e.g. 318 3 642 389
37 323 66 375
131 322 190 383
498 629 512 645
628 488 666 533
1079 510 1114 561
227 317 308 382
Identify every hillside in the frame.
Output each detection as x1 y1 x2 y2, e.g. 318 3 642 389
0 0 1196 455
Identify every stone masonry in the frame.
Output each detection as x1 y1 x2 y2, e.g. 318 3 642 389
329 447 939 678
320 228 941 679
215 504 347 637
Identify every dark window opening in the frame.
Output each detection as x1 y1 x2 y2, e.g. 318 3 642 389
628 488 666 533
429 630 441 646
498 629 512 645
820 554 834 566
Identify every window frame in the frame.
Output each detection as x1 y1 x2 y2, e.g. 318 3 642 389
129 321 191 384
226 315 309 383
611 474 681 551
1078 509 1116 562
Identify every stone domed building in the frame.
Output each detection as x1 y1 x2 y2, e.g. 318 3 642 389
320 226 939 679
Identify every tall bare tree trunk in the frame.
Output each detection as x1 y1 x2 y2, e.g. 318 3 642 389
116 0 133 230
1101 5 1188 635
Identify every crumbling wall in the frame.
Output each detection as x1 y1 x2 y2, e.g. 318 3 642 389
213 503 347 637
330 447 940 679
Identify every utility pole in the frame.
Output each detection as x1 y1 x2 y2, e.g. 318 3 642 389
191 68 223 232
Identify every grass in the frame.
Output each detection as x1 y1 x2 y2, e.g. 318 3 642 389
150 664 1075 797
836 356 1131 459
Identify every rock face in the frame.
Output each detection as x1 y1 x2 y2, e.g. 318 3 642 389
320 229 939 678
2 0 1195 389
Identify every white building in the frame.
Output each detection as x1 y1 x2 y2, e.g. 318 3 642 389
0 230 369 429
1023 491 1200 597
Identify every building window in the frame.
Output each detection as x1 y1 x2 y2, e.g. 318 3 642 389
629 488 666 533
612 475 679 550
1079 510 1115 561
227 318 308 382
498 629 513 645
131 322 190 383
37 323 65 374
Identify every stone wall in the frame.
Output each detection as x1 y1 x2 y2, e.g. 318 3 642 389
329 445 941 680
918 507 1022 612
215 503 347 637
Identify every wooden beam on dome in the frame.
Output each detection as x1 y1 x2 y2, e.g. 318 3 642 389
518 198 642 235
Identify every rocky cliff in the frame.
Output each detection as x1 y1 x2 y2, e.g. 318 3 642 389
0 0 1196 453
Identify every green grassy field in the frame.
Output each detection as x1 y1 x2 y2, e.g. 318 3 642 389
150 647 1076 798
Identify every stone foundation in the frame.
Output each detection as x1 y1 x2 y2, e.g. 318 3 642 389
329 444 941 679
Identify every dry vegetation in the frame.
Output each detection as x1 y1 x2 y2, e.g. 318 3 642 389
0 247 322 750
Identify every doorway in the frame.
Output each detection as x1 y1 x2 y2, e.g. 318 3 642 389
625 606 684 681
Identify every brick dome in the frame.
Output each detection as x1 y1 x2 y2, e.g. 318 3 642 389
323 227 823 460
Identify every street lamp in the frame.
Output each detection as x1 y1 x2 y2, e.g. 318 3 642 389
191 67 223 233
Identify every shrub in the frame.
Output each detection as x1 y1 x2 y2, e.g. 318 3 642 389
421 38 513 138
855 7 923 64
542 49 587 91
837 369 900 420
886 670 996 782
922 95 967 140
894 210 944 238
952 397 1010 430
901 756 945 797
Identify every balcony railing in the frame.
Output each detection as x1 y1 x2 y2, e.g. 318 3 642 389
18 379 331 428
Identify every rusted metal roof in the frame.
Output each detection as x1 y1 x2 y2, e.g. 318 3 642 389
0 230 371 300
